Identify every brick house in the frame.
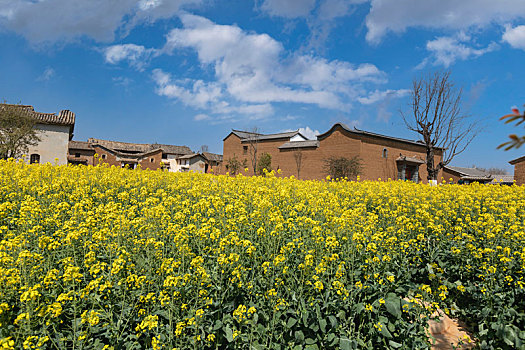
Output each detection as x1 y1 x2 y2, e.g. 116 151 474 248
67 138 192 170
222 123 444 182
442 166 493 184
1 104 75 165
509 156 525 185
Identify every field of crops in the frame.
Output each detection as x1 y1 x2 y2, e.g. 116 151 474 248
0 160 524 349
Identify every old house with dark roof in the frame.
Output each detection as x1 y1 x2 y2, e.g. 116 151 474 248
68 138 193 170
442 166 493 184
2 104 75 165
509 156 525 185
222 123 444 182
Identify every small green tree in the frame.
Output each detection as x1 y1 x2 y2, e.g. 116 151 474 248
257 153 272 175
0 102 41 159
498 105 525 150
324 156 361 180
225 154 246 175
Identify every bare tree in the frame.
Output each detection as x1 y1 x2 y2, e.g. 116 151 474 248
324 156 362 180
245 126 260 175
199 144 209 153
498 105 525 150
0 102 41 159
401 71 479 181
293 148 304 179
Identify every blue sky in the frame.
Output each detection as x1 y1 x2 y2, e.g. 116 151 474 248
1 0 525 171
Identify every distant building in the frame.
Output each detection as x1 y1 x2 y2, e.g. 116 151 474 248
442 166 493 184
509 156 525 185
442 166 514 185
222 123 444 182
67 138 222 173
2 104 75 165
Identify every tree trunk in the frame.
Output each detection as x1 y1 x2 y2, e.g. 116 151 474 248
426 147 437 181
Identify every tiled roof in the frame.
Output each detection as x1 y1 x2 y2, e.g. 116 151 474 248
317 123 443 149
178 153 205 160
228 129 306 142
69 141 93 151
88 138 192 155
489 175 514 184
509 155 525 165
278 140 320 149
445 166 490 177
1 104 75 126
202 152 223 162
396 155 425 164
460 175 493 182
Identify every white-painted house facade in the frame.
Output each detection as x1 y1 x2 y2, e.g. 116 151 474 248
7 105 76 165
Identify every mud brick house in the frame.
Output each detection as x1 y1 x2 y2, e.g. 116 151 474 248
67 138 192 170
509 156 525 185
442 166 493 184
68 141 95 165
442 166 515 185
223 123 443 183
1 104 75 165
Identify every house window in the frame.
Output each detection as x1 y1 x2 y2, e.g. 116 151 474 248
30 154 40 164
382 148 388 158
243 146 248 154
150 158 154 162
75 153 80 158
101 154 106 160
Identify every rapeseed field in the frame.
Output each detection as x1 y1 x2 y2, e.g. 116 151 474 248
0 159 524 349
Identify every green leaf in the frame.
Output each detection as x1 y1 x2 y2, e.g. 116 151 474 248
385 293 401 318
328 315 338 328
319 319 327 333
304 345 319 350
287 317 298 329
339 337 352 350
225 326 234 342
295 330 305 342
379 324 392 339
305 338 316 345
388 340 402 348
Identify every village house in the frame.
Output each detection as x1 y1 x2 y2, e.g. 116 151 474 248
509 156 525 185
67 138 223 173
442 166 515 185
2 104 75 165
222 123 444 183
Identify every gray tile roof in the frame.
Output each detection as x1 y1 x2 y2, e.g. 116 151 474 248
1 104 75 126
202 152 223 162
489 175 514 184
278 140 320 149
317 123 442 149
396 155 425 164
230 129 306 142
445 166 490 177
69 141 93 151
88 138 192 155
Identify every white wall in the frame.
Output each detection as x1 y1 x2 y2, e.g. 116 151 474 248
25 124 70 165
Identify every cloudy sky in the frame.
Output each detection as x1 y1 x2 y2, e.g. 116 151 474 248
1 0 524 170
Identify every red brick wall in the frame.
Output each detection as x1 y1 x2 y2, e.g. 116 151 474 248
514 159 525 185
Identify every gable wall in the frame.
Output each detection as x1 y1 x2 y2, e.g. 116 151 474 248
514 159 525 185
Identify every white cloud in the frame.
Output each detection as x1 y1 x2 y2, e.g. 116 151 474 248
418 34 498 68
298 126 320 140
104 44 157 70
194 113 210 121
357 89 410 105
160 14 384 113
365 0 525 44
152 69 223 109
37 67 55 81
0 0 202 43
260 0 317 18
503 25 525 50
